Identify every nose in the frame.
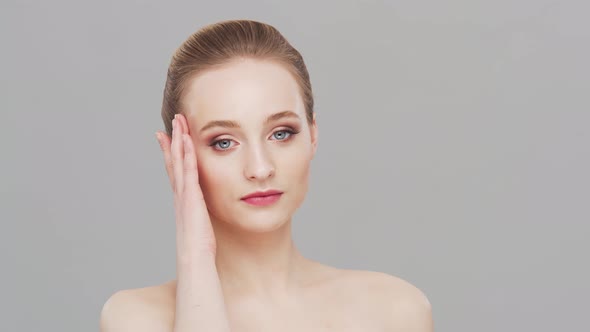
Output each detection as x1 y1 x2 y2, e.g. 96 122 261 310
243 144 275 181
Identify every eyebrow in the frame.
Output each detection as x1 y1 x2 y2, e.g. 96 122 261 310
199 110 301 133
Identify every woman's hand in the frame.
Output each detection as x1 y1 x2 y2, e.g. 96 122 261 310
156 114 231 332
156 114 217 258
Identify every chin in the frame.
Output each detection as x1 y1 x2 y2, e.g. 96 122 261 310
212 199 299 234
236 203 296 233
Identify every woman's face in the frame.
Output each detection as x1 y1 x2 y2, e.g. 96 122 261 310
181 58 318 232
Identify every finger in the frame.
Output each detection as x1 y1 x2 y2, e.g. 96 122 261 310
177 113 190 136
171 117 184 195
176 113 193 190
156 131 175 191
182 133 201 198
177 114 195 190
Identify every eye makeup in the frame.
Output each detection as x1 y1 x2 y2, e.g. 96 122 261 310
208 125 301 152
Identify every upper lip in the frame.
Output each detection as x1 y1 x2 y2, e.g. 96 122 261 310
241 189 283 200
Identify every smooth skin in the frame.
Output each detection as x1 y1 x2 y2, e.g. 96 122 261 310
99 58 433 331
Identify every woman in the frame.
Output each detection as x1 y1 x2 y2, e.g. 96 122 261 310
100 19 433 331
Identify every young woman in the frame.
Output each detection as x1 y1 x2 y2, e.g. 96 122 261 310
100 19 433 332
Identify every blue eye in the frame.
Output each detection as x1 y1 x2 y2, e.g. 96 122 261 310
210 128 299 152
271 130 293 141
212 139 234 150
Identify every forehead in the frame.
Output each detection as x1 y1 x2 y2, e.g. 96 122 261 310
182 59 304 124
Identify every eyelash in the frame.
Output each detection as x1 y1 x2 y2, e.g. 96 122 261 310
209 128 301 151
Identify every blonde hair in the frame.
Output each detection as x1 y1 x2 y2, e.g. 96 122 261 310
160 19 315 137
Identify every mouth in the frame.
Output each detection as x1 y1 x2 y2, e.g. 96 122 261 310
241 190 283 206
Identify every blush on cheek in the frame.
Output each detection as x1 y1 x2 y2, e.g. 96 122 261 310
201 160 235 199
192 152 215 196
285 152 311 182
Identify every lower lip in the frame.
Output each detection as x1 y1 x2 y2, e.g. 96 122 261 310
241 193 282 206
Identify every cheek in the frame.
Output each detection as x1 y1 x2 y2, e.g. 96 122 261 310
280 144 312 180
195 151 235 200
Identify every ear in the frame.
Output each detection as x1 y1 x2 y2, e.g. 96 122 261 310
310 112 318 157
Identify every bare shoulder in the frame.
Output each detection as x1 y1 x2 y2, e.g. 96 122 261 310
340 269 433 331
100 280 176 332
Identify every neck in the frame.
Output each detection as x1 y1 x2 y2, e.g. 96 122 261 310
210 216 310 300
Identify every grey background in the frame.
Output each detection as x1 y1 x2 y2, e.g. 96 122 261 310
1 0 588 331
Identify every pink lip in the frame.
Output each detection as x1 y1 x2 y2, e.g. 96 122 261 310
241 190 283 206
